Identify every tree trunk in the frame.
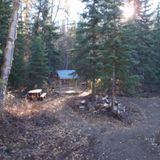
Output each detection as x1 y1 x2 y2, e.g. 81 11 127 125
0 0 20 107
112 61 116 109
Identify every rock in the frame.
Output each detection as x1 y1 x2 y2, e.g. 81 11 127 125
115 101 118 105
79 105 85 109
81 100 86 104
103 103 111 108
113 105 118 112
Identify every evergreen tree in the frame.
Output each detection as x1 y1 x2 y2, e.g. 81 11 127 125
32 0 60 75
0 0 12 69
28 37 49 87
97 0 141 105
74 0 103 96
43 24 60 73
0 0 12 50
102 0 125 105
9 34 26 89
133 0 155 92
152 2 160 90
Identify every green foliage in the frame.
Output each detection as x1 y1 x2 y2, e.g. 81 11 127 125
9 34 26 89
131 0 157 92
43 24 60 73
0 0 11 50
32 0 60 74
74 0 104 95
151 2 160 90
0 78 4 87
28 37 49 87
0 0 12 71
100 0 138 95
1 0 159 95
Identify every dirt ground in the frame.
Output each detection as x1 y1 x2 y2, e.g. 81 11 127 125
0 94 160 160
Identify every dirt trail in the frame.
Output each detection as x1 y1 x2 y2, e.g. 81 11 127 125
39 95 160 160
0 95 160 160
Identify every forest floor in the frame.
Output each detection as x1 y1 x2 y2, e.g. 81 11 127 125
0 92 160 160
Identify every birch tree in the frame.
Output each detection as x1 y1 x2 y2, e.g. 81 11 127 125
0 0 20 107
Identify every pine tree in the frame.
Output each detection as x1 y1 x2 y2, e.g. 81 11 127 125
28 37 49 87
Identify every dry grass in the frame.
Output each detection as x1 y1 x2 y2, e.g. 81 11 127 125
5 99 39 118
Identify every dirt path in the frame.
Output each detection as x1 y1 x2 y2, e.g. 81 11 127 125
0 95 160 160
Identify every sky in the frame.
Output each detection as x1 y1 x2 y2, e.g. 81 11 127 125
152 0 159 9
53 0 159 24
67 0 85 21
54 0 85 23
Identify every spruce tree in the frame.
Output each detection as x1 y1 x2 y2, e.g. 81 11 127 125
28 37 49 87
9 34 26 88
74 0 103 96
102 0 124 105
43 24 60 73
0 0 12 69
99 0 141 104
0 0 12 50
32 0 60 75
152 2 160 90
133 0 155 92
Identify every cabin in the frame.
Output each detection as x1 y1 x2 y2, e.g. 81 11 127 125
54 70 79 94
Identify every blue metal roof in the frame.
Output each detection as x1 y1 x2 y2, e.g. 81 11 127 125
56 70 79 79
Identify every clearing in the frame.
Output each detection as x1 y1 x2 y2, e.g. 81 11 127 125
0 94 160 160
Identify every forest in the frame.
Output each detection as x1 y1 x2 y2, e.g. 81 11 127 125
0 0 160 160
0 0 160 99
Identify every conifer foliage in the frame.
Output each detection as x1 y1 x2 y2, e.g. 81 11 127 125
74 0 103 96
28 37 49 87
0 0 160 97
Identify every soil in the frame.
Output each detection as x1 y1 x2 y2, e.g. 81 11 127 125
0 94 160 160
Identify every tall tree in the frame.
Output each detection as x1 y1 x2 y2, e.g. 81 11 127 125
133 0 155 92
9 34 26 88
74 0 103 97
28 37 49 88
0 0 20 107
152 2 160 90
32 0 60 75
102 0 124 106
0 0 12 69
0 0 12 50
